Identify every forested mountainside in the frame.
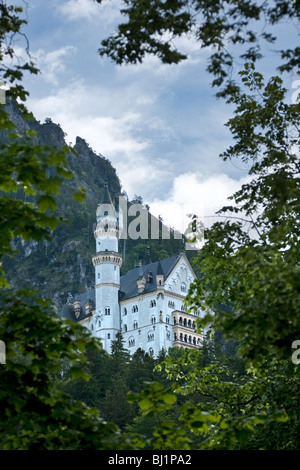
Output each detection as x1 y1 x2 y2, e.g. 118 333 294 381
2 100 194 307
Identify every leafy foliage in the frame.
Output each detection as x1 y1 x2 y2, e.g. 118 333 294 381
131 339 299 449
0 290 132 449
0 2 129 450
184 63 300 362
97 0 299 94
58 335 299 450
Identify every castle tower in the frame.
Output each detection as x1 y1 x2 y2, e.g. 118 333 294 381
92 180 122 353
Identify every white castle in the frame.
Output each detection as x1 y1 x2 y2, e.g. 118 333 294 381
62 181 203 357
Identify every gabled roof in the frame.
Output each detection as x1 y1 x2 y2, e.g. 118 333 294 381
119 254 181 301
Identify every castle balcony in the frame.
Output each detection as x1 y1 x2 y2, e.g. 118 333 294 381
92 251 122 267
173 337 202 349
172 309 203 350
172 310 199 330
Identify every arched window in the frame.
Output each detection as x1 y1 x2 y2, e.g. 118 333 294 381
166 316 170 324
124 308 127 316
181 282 187 293
128 337 135 347
151 316 156 325
147 332 154 342
124 324 127 332
133 321 138 330
149 348 154 356
105 307 110 315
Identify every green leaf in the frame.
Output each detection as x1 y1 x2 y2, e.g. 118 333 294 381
162 393 177 406
37 195 57 212
139 398 152 410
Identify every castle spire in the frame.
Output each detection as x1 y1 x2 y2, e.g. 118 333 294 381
100 175 113 205
180 235 186 254
144 240 152 265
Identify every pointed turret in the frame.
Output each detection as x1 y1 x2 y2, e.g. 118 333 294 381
156 260 164 288
157 260 164 276
180 235 186 254
100 176 113 205
144 241 152 265
95 178 118 247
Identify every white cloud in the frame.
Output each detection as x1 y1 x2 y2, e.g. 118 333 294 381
147 172 252 236
33 46 77 85
5 45 77 86
27 80 252 243
116 152 173 199
58 0 122 24
28 80 147 153
26 75 239 205
27 79 171 196
58 0 102 21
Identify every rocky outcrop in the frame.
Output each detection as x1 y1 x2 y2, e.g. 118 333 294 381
1 99 121 307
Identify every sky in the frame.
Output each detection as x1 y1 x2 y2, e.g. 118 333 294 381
11 0 298 235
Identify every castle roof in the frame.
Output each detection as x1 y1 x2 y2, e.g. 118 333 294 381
61 289 95 322
119 254 180 301
60 253 183 320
